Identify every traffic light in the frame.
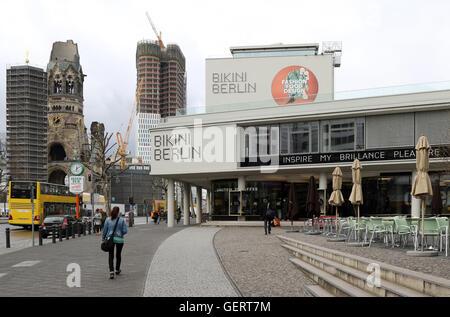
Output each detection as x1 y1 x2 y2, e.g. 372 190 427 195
129 196 134 204
88 174 92 182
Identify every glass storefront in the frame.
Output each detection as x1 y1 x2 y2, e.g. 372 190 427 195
211 172 450 220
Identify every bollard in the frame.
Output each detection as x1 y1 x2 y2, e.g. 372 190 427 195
39 227 43 246
5 228 10 248
66 224 70 240
88 222 91 235
78 223 81 237
83 223 86 236
72 223 76 239
52 226 56 244
59 226 63 242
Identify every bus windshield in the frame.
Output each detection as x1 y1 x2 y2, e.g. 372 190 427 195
10 182 37 199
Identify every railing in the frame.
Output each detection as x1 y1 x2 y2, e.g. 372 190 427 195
175 80 450 117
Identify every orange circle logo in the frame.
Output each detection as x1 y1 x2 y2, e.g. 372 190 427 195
271 66 318 105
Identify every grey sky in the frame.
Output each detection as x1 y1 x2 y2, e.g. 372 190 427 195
1 0 450 154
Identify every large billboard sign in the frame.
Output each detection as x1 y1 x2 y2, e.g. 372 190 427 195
205 54 333 108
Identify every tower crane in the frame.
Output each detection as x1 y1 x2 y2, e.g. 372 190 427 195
116 79 144 170
145 11 165 49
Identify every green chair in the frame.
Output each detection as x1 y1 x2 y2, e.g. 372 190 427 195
417 218 440 250
393 217 414 248
382 217 395 248
436 217 448 256
346 217 357 241
337 217 350 237
366 217 387 247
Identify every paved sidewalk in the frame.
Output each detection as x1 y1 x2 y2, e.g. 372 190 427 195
144 227 239 297
0 223 187 296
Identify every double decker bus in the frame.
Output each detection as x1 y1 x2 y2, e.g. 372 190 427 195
8 181 77 228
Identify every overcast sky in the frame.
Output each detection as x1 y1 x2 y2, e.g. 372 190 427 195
1 0 450 154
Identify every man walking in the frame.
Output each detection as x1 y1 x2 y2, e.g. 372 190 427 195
261 199 276 235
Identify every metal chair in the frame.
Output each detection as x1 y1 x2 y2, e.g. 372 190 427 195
437 217 448 256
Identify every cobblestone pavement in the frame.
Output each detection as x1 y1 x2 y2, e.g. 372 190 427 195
287 230 450 279
214 227 313 297
144 227 239 297
0 222 188 296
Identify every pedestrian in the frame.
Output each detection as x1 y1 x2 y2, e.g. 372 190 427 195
261 199 276 235
93 209 102 235
176 207 181 224
157 209 162 224
102 206 128 279
100 209 107 231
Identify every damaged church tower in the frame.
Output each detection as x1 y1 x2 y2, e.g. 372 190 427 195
46 40 90 185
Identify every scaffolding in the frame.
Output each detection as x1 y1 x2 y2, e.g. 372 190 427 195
6 65 48 182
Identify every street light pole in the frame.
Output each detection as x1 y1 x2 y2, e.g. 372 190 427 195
30 183 35 247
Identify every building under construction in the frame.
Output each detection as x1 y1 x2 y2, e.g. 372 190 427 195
135 41 186 163
6 65 48 182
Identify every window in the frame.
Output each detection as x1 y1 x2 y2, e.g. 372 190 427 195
241 125 279 161
321 118 365 152
280 121 319 154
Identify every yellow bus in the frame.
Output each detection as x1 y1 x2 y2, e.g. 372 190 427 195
8 181 77 229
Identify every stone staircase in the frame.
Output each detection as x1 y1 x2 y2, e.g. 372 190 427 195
278 235 450 297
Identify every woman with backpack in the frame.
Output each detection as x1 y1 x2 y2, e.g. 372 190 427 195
102 206 128 279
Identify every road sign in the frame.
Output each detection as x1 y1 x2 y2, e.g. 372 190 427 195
69 176 84 194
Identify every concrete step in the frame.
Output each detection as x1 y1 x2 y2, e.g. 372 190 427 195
305 284 335 297
289 257 375 297
282 243 428 297
278 235 450 297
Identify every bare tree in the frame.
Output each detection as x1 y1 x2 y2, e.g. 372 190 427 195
152 177 168 210
84 130 122 215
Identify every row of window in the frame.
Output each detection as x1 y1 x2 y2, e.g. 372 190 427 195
243 118 366 157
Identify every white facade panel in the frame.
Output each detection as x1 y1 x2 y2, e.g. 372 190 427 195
136 112 161 163
205 54 334 109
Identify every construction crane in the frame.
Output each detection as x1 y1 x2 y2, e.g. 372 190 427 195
145 11 165 49
116 79 144 169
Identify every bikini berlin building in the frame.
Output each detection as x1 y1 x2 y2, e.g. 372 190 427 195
149 43 450 227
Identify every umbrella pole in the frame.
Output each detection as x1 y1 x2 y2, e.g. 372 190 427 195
335 206 338 235
421 199 425 252
357 205 360 243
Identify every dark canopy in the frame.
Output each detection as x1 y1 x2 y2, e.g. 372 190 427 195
306 176 321 219
287 183 298 221
431 179 443 215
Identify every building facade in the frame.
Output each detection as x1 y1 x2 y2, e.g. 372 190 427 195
135 40 186 163
109 164 163 216
6 65 48 182
46 40 91 186
149 44 449 225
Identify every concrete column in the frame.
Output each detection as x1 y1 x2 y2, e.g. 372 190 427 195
183 183 190 226
238 176 246 191
196 186 202 224
206 189 211 216
167 179 175 228
319 173 328 215
411 170 421 218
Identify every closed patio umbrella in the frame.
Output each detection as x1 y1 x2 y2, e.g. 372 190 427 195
431 179 443 216
349 158 363 243
329 167 344 234
306 176 321 227
411 134 433 252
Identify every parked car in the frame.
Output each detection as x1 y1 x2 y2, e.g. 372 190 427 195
40 215 80 238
